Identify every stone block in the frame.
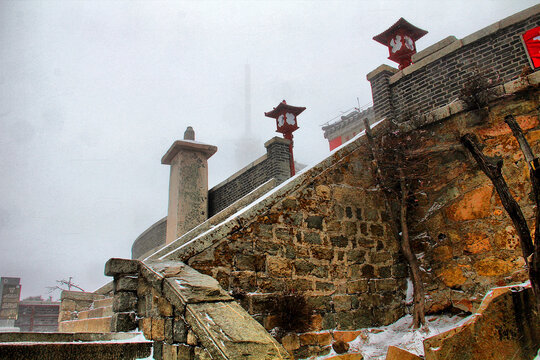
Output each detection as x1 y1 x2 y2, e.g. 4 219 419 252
141 317 152 339
304 232 323 245
437 266 467 288
266 256 292 277
386 346 421 360
332 295 352 312
174 318 188 343
299 332 332 346
113 292 138 312
331 235 349 248
311 246 334 261
446 186 493 221
177 344 194 360
115 276 138 292
281 333 300 352
346 280 369 294
474 257 512 277
154 341 163 360
306 216 324 229
186 330 198 346
332 330 362 343
111 312 136 332
193 347 212 360
158 297 174 317
424 286 539 360
151 318 165 341
105 258 139 276
165 318 174 343
163 343 178 360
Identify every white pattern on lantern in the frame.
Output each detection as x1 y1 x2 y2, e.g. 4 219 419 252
390 35 402 53
286 113 296 125
404 35 414 50
277 114 284 127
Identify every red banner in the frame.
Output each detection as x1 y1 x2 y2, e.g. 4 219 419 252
522 26 540 69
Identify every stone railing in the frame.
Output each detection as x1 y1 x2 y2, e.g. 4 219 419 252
105 258 290 359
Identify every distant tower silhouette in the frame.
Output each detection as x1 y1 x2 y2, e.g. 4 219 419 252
235 64 261 167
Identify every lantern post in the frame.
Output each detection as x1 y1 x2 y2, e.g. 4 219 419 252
264 100 306 176
373 18 428 70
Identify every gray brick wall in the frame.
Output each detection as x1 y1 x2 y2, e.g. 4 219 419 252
208 137 291 216
370 13 540 122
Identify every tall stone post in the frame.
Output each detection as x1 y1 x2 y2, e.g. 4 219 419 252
161 127 217 245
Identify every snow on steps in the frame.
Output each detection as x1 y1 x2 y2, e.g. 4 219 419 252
58 291 114 333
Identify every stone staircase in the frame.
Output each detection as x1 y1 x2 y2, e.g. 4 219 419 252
0 332 152 360
58 290 114 333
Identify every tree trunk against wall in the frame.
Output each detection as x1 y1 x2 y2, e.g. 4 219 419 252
461 132 540 312
363 119 426 328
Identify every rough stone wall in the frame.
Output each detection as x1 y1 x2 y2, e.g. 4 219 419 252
208 137 291 216
186 130 407 340
369 6 540 122
153 73 540 338
402 84 540 312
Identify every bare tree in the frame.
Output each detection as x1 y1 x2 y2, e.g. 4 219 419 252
47 277 85 295
364 120 427 328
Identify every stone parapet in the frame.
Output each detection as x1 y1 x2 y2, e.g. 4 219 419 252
104 258 290 359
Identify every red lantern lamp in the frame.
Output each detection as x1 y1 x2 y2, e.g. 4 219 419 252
521 26 540 69
264 100 306 176
373 18 428 70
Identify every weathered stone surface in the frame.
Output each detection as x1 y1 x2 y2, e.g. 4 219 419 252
152 318 165 341
437 266 467 288
326 354 363 360
332 340 350 354
111 312 137 332
445 186 493 221
115 276 138 292
385 346 421 360
177 344 193 360
185 301 291 359
424 285 539 360
113 292 137 313
299 332 332 346
474 257 512 277
145 261 232 306
281 333 300 352
173 318 188 343
105 258 139 276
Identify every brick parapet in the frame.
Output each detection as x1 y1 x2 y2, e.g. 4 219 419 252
367 65 398 121
208 136 291 216
368 5 540 123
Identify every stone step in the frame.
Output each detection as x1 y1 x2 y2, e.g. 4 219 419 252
0 333 151 360
77 306 113 320
93 297 113 309
58 316 112 333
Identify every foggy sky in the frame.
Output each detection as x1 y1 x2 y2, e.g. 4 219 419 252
1 0 537 299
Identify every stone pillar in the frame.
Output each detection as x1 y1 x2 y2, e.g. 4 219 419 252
162 127 217 245
366 64 398 122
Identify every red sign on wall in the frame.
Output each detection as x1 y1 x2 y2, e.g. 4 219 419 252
522 26 540 69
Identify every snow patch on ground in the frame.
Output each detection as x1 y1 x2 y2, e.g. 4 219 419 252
317 314 468 360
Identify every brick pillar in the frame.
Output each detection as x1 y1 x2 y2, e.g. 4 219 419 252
264 137 291 184
162 127 217 245
366 64 398 122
